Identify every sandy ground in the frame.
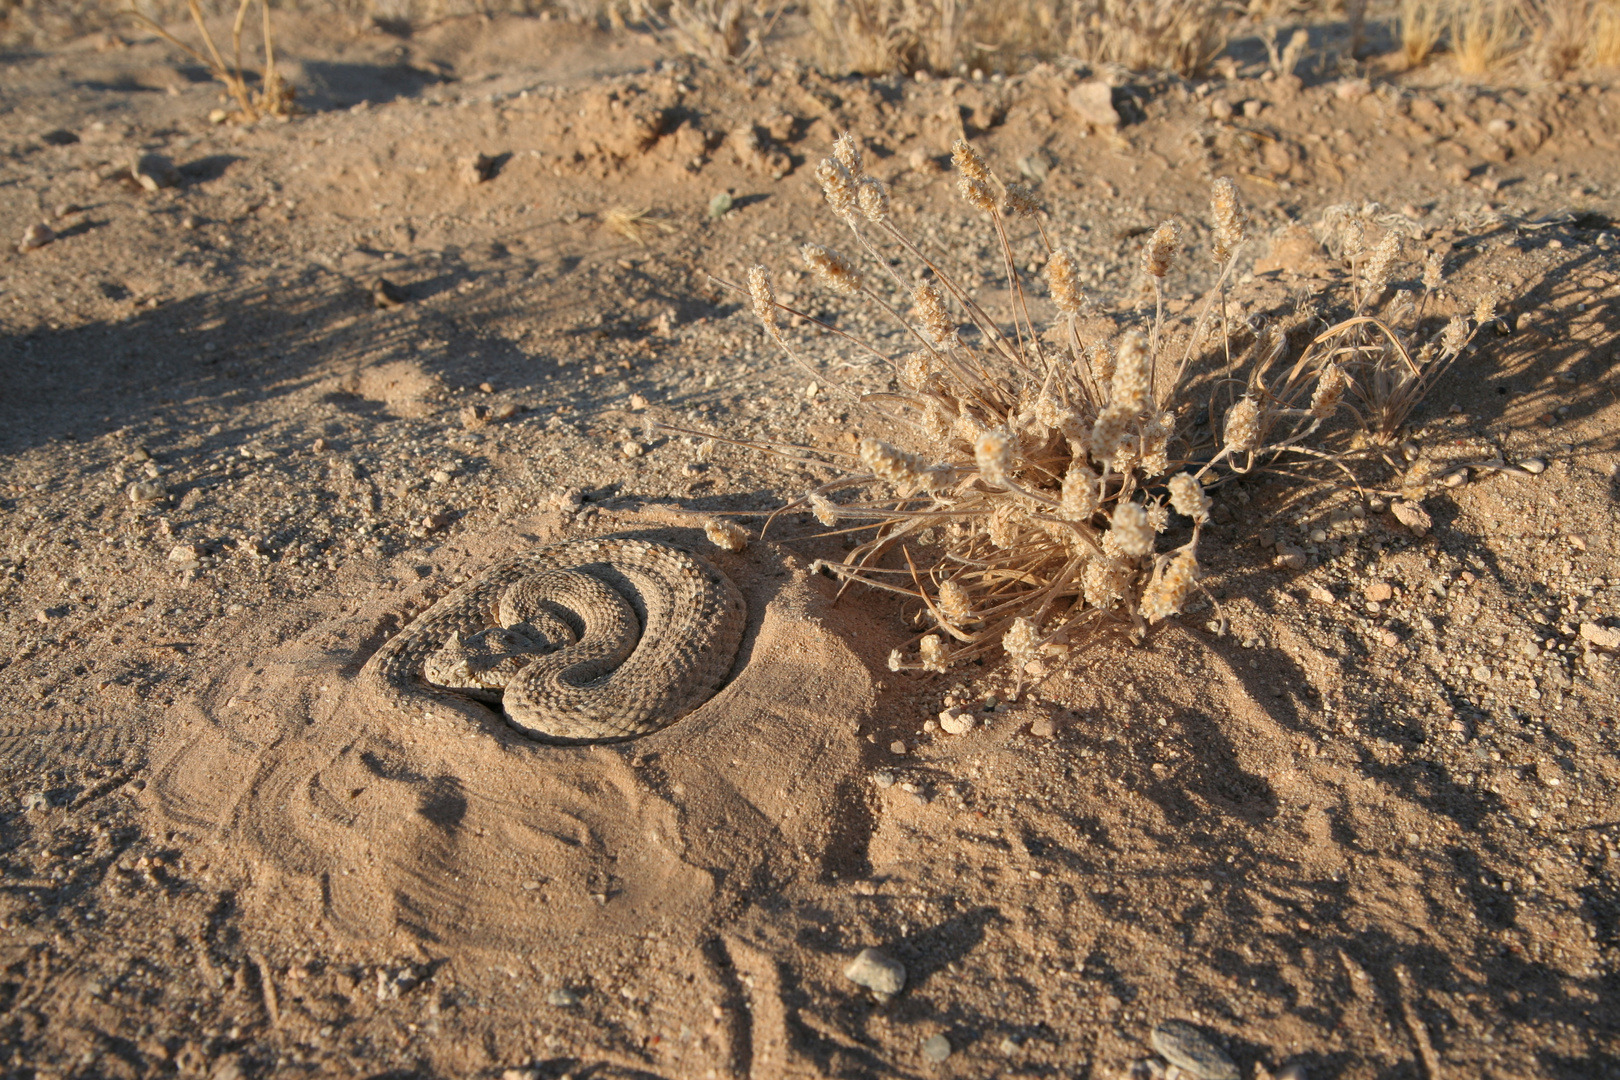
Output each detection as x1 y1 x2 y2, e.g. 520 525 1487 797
1 10 1619 1080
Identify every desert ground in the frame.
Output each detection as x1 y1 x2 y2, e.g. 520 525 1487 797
1 5 1618 1078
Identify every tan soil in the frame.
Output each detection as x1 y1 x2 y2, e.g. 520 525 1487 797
1 10 1618 1080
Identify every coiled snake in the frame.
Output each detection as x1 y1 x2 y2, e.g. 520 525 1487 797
358 538 746 743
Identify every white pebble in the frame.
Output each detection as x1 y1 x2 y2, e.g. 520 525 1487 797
938 707 974 735
18 222 55 251
843 948 905 998
1521 457 1547 474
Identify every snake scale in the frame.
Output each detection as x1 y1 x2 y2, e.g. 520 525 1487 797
358 538 747 743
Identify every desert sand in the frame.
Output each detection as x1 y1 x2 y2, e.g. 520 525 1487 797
1 8 1618 1078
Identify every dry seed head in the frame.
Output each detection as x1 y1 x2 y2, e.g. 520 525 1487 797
1146 503 1171 533
1090 405 1135 471
899 351 939 389
923 401 953 444
1003 617 1042 664
918 634 948 672
814 157 860 222
1090 339 1116 390
912 283 959 347
1364 231 1401 292
1224 396 1261 454
1143 220 1182 279
1310 363 1346 419
802 243 862 295
1046 249 1087 314
856 177 890 223
1474 295 1497 325
987 503 1022 549
1441 315 1470 355
1340 217 1366 260
1168 472 1210 523
951 138 992 186
887 648 904 672
859 437 930 485
937 579 973 624
747 265 779 337
958 175 998 214
1002 183 1040 218
833 131 863 176
1140 428 1170 477
1141 549 1199 623
1060 463 1100 521
974 430 1014 487
705 519 750 552
1083 557 1134 608
1210 177 1248 263
952 410 985 446
1111 331 1151 413
1422 250 1445 290
1110 501 1155 558
809 492 838 527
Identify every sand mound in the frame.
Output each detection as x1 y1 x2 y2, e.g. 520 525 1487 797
142 525 874 953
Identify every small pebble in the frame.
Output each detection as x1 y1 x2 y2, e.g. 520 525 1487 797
372 277 407 309
491 402 519 421
1029 716 1056 738
127 480 166 503
843 948 905 998
1380 630 1401 647
921 1033 952 1063
500 1069 539 1080
1520 457 1547 474
459 153 498 184
628 393 649 409
704 519 749 552
938 706 973 735
621 441 644 459
19 222 55 251
22 792 48 812
889 740 907 755
168 543 206 562
130 152 179 191
1443 469 1468 488
1150 1020 1239 1080
1363 581 1394 603
545 987 580 1007
872 770 895 789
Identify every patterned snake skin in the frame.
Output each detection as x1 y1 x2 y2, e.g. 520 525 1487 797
358 538 746 743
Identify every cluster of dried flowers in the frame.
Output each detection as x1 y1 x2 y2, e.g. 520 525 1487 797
735 134 1486 680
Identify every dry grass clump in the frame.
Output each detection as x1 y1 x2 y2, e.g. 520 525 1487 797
807 0 1233 77
1397 0 1620 75
722 136 1486 678
1452 0 1525 72
125 0 296 122
1066 0 1231 77
1399 0 1448 66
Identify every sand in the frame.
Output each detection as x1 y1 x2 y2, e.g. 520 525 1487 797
1 9 1618 1078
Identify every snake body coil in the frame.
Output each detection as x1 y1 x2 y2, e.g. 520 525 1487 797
359 538 746 743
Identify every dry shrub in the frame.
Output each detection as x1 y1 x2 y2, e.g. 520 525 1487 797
125 0 295 121
807 0 1234 76
1067 0 1232 76
1598 2 1620 65
1524 0 1620 72
720 137 1484 680
1451 0 1524 72
1399 0 1447 66
663 0 749 60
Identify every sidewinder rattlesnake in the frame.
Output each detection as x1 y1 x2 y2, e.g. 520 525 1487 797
358 538 746 743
